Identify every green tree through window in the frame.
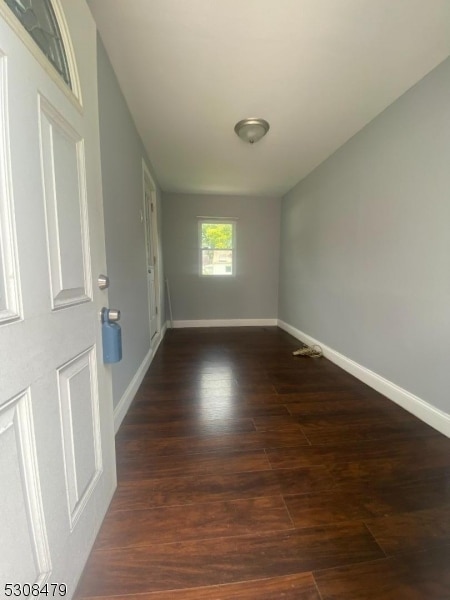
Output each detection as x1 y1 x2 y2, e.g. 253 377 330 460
201 223 232 250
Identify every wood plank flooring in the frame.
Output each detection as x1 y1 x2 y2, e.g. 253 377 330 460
75 327 450 599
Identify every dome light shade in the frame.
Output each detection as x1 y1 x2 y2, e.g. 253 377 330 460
234 118 270 144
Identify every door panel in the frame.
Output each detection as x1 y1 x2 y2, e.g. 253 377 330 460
0 53 21 324
57 347 102 529
0 1 115 596
39 96 91 308
0 391 51 584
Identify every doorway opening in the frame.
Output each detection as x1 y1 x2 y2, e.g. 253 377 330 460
142 163 161 344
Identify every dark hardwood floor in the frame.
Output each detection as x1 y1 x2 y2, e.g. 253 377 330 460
75 327 450 599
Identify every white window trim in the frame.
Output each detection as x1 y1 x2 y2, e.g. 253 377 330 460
198 219 236 277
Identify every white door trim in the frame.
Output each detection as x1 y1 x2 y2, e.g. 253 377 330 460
142 160 162 348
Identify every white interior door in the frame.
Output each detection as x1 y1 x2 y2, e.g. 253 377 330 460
143 174 159 341
0 2 116 597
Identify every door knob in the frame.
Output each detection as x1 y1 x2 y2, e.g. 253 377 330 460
98 274 110 290
107 309 120 322
101 307 121 323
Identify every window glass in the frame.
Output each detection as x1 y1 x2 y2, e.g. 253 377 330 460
4 0 72 87
200 221 235 276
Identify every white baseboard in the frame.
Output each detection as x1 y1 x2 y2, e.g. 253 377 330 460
173 319 278 328
278 319 450 438
113 325 166 434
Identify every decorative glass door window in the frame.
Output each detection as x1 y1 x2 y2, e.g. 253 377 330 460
199 221 235 276
4 0 71 87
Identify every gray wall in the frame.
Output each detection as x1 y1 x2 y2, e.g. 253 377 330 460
279 57 450 413
163 193 280 321
97 36 164 408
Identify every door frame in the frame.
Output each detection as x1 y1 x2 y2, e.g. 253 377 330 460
142 160 162 347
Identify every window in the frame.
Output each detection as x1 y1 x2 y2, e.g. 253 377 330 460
199 220 235 276
4 0 72 87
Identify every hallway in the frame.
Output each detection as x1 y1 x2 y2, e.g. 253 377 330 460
75 327 450 599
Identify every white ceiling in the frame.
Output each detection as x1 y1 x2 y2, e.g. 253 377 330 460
88 0 450 197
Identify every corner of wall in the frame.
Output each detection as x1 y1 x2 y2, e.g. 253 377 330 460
277 319 450 438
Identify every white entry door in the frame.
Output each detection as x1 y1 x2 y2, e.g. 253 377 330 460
0 1 116 597
143 172 160 341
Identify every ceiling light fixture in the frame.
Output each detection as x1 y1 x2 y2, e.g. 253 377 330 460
234 118 270 144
